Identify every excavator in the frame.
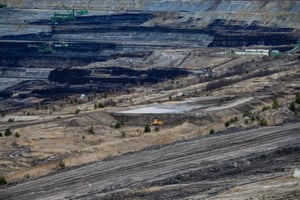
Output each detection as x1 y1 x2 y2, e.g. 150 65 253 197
152 119 163 126
51 5 88 24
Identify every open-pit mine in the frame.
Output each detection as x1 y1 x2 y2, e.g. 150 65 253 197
0 0 300 199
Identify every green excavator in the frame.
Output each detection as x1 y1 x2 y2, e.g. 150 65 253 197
51 5 88 24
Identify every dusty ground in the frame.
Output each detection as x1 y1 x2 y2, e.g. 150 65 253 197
0 50 299 188
0 121 299 199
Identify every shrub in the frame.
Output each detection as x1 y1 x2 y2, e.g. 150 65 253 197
0 176 7 185
209 129 215 135
272 98 279 109
144 124 151 133
259 118 268 126
113 121 124 129
58 161 65 169
15 132 20 138
0 132 2 137
94 103 97 110
289 102 296 112
225 121 231 127
154 127 160 132
261 106 271 112
88 126 94 134
82 135 85 140
98 102 104 108
296 93 300 104
75 109 80 114
4 128 12 136
243 110 252 117
24 174 30 179
7 118 14 123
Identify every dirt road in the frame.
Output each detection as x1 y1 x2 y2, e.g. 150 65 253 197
1 121 300 200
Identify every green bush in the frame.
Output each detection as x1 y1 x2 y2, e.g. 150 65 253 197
296 93 300 104
58 161 65 169
98 102 104 108
0 132 2 137
261 106 271 112
7 118 14 123
15 132 20 138
88 126 94 134
243 110 252 117
272 98 279 109
0 176 7 185
259 118 268 126
144 124 151 133
289 102 296 112
225 121 231 127
75 109 80 114
209 129 215 135
4 128 12 136
114 121 123 129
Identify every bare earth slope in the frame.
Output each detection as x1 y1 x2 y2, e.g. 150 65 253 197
1 121 299 200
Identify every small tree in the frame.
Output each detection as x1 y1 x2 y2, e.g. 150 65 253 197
75 109 80 114
88 126 95 134
289 102 296 112
0 176 7 185
0 132 2 137
15 132 20 138
209 129 215 135
98 102 104 108
58 160 65 169
4 128 12 136
296 93 300 104
7 118 14 123
225 121 230 127
259 118 268 126
144 124 151 133
272 98 279 109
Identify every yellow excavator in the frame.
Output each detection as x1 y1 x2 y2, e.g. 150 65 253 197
152 119 163 126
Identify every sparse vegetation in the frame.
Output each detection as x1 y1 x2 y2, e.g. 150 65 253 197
225 117 238 127
296 93 300 104
75 109 81 114
272 98 279 109
87 126 95 134
24 174 30 179
4 128 12 136
225 121 231 127
98 102 104 108
243 110 252 117
15 132 20 138
114 121 124 129
7 118 15 123
154 127 160 132
209 129 215 135
259 118 268 126
121 131 126 138
58 161 65 169
262 106 271 112
289 102 296 112
0 176 7 185
144 124 151 133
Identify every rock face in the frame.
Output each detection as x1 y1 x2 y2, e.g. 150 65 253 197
0 0 299 103
1 0 299 28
